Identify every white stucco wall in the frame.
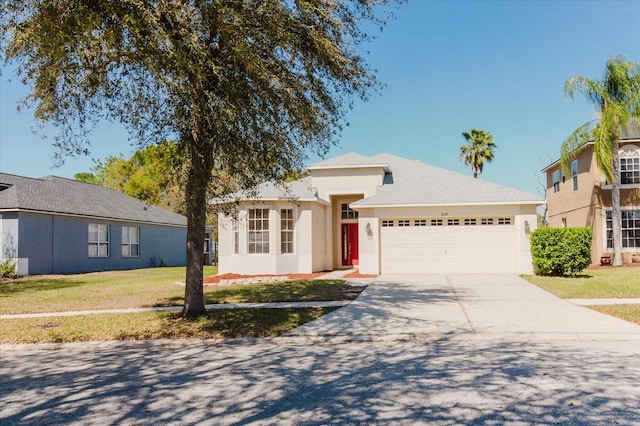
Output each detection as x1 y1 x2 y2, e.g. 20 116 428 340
311 167 385 201
217 201 326 275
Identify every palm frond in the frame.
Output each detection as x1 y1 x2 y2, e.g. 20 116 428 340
560 120 595 176
565 76 606 110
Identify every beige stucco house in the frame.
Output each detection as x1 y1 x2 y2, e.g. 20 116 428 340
542 127 640 264
217 153 544 275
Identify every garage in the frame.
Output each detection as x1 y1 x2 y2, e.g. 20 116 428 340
380 218 516 274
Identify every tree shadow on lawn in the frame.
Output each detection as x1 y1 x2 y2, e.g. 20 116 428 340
0 277 87 296
2 338 638 425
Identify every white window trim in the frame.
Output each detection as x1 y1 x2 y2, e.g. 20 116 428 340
247 206 271 255
571 160 579 191
602 207 640 253
121 226 140 258
620 144 640 185
88 223 110 258
552 170 560 193
280 207 296 255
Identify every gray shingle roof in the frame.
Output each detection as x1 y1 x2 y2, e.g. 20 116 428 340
351 153 544 207
307 152 389 170
0 173 187 226
216 176 325 204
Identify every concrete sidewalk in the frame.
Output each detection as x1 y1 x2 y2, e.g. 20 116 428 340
285 274 640 342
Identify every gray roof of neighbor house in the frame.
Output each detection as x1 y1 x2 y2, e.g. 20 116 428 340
350 153 543 207
0 173 187 226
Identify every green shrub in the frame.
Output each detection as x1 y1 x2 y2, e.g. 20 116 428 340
530 227 592 276
0 258 18 279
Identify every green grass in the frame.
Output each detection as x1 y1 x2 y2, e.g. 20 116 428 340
522 267 640 299
522 267 640 325
0 267 359 315
588 305 640 325
0 308 335 344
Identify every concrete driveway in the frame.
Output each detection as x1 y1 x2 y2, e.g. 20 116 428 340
286 274 640 342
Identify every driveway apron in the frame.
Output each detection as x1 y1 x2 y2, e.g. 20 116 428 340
284 274 640 342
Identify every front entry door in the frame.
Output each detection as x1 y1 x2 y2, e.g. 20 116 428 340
341 223 359 266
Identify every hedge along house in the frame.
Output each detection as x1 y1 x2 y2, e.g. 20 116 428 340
0 173 212 275
217 153 544 275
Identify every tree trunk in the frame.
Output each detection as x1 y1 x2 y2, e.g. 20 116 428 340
611 150 623 267
181 144 212 318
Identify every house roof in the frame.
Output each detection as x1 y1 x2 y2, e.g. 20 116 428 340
306 152 390 171
213 176 328 205
350 153 544 208
0 173 187 226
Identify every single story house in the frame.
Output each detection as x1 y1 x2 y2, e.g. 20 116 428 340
217 152 544 275
0 173 213 275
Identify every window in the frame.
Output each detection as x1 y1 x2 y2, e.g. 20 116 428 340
414 219 426 226
620 145 640 185
88 224 110 257
248 208 269 254
552 170 560 193
341 203 358 219
281 209 294 254
447 219 460 226
233 219 239 254
398 220 410 227
204 232 211 255
498 217 512 225
607 210 640 249
481 218 494 225
561 218 567 228
464 218 477 226
382 220 394 227
121 226 139 257
431 219 443 226
571 160 579 191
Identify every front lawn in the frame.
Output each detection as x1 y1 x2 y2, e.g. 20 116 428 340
0 267 360 344
522 267 640 299
522 266 640 325
0 308 335 344
0 267 357 315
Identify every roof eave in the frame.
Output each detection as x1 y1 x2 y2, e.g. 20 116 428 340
350 200 546 209
0 207 188 227
306 163 391 172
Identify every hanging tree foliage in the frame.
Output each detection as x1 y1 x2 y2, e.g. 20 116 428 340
1 0 396 317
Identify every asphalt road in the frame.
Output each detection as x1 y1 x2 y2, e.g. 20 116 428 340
2 274 639 425
2 338 640 425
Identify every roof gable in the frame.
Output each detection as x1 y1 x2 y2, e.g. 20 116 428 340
352 153 543 207
307 152 389 170
0 173 187 226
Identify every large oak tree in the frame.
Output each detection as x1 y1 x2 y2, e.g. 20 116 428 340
1 0 394 317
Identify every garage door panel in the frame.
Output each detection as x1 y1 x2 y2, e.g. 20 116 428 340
381 226 515 274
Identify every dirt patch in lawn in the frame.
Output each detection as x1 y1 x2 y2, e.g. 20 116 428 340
343 270 378 279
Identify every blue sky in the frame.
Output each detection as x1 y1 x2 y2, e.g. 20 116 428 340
1 0 639 197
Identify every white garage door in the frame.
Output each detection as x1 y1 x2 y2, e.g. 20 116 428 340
380 223 516 274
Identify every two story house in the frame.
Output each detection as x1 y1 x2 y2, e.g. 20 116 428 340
543 126 640 264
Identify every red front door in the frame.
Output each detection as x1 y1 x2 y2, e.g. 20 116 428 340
341 223 359 266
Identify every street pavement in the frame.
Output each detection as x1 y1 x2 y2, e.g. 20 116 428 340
1 274 639 425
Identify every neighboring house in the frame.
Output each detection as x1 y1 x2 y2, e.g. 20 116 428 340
0 173 213 275
217 153 544 275
542 126 640 265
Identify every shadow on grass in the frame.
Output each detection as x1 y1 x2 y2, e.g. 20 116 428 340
114 308 337 340
0 278 87 296
154 279 358 307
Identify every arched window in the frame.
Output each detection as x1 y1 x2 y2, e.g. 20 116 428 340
620 145 640 184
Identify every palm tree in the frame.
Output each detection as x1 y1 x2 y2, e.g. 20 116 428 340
560 56 640 267
459 129 497 178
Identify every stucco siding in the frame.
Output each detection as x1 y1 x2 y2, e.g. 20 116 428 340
311 168 384 201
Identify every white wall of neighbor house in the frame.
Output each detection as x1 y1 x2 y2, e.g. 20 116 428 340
354 204 538 275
